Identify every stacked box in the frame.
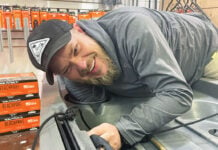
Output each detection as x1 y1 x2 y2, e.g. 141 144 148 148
0 72 40 135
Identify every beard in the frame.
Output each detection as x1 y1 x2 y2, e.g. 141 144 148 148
79 53 119 85
87 61 118 85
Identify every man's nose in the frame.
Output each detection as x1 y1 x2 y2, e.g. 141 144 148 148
70 57 88 76
72 57 87 69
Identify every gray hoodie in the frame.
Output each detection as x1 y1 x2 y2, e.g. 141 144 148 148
64 7 218 145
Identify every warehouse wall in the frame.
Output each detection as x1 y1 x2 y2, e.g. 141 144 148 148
198 0 218 27
0 0 161 10
0 0 101 10
160 0 218 27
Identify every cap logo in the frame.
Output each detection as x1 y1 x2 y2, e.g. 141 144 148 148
29 38 50 65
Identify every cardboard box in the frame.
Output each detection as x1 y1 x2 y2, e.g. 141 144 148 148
0 73 40 135
0 94 40 115
0 73 39 97
0 110 40 135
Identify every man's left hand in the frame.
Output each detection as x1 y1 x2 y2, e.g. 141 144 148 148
87 123 122 150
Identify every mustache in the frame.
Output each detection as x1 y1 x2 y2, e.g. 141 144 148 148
79 53 96 77
80 57 119 85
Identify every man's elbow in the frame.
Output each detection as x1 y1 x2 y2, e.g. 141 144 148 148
178 88 193 114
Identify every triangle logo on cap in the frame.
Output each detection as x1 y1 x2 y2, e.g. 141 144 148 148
29 38 50 65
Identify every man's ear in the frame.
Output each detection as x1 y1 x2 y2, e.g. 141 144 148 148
73 24 84 33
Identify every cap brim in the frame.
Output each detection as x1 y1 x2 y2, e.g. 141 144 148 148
46 70 54 85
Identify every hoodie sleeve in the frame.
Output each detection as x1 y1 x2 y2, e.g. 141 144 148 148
115 14 193 145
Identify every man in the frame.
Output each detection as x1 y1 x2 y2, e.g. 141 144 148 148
27 7 218 150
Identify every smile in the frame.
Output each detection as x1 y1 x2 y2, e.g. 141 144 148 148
89 59 95 73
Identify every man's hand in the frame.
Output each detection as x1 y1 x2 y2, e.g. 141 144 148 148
87 123 122 150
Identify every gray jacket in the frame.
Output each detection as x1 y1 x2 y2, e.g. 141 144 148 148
64 7 218 145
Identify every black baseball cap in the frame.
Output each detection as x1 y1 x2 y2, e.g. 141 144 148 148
27 19 73 85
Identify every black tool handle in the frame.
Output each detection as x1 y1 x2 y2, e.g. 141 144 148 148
90 134 113 150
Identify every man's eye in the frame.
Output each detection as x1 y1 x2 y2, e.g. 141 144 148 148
64 65 71 75
73 48 78 56
66 67 70 73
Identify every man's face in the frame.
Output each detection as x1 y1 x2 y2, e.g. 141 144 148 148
49 28 118 85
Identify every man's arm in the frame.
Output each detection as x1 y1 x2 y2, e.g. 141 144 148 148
114 14 193 145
